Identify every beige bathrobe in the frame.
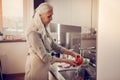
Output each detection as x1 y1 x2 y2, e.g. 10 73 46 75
25 8 66 80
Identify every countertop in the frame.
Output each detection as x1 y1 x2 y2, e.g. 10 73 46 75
0 40 26 43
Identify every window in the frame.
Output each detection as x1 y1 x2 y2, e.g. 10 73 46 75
2 0 24 39
1 0 34 40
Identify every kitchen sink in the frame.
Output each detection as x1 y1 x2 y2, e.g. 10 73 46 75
58 64 96 80
58 67 78 80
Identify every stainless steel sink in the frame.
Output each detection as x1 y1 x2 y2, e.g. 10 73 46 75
49 64 79 80
58 64 96 80
58 67 78 80
49 63 96 80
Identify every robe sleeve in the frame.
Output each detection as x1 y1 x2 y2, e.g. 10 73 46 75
51 38 67 54
28 31 56 64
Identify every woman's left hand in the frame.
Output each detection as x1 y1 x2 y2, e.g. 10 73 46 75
72 52 80 59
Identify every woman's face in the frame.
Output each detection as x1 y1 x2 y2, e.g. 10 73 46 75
40 9 53 26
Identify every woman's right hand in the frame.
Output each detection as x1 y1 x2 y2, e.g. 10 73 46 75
55 58 77 66
65 59 77 66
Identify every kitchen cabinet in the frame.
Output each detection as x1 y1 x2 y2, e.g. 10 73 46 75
0 41 27 74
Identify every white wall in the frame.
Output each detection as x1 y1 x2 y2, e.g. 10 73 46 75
0 0 2 31
97 0 120 80
46 0 98 33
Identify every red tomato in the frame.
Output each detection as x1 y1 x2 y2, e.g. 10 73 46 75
76 57 83 65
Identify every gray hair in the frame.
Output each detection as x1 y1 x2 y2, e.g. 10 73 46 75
26 2 53 37
36 2 53 15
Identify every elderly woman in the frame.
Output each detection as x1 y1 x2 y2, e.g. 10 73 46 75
25 2 79 80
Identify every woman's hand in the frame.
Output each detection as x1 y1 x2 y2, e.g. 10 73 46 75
63 50 80 59
65 59 77 66
55 58 77 66
71 52 80 59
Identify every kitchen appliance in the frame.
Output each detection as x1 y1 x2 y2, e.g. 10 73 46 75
49 23 81 48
